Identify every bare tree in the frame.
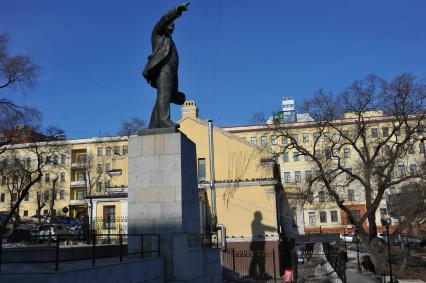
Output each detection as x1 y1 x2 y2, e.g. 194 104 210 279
264 73 426 273
118 117 145 136
0 131 69 239
0 34 38 91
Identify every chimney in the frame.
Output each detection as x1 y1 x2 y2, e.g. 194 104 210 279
181 100 199 119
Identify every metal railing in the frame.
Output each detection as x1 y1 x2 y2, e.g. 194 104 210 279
221 248 277 281
0 233 160 272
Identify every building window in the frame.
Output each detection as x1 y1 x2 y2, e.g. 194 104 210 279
60 172 65 182
380 208 387 217
293 151 299 161
348 189 355 202
283 152 289 162
314 150 320 160
103 205 116 229
284 172 291 183
0 193 4 202
346 168 352 180
351 210 361 222
313 132 320 140
410 164 417 175
96 182 102 192
77 154 86 163
382 127 389 137
76 190 85 200
295 171 301 183
318 191 325 202
26 157 31 168
23 210 28 217
250 137 256 144
76 172 85 182
291 134 298 142
323 132 330 142
420 143 425 153
53 155 58 164
308 212 316 224
97 147 103 156
105 180 111 188
61 155 66 165
371 128 378 138
342 130 349 138
44 191 49 201
261 136 267 146
319 211 327 223
122 146 128 155
197 158 206 182
60 190 65 200
43 209 48 215
106 147 111 156
271 135 277 145
105 163 111 172
45 173 50 183
303 133 309 143
330 211 338 222
11 193 17 203
398 164 406 177
114 146 120 155
305 170 312 182
1 176 6 186
325 149 331 160
97 164 103 173
24 193 29 201
343 148 350 158
408 144 414 154
282 137 288 145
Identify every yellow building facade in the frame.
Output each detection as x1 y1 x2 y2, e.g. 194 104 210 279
223 110 424 235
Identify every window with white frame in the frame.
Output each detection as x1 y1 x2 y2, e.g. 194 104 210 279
319 211 327 223
303 133 309 143
284 172 291 183
308 212 316 224
295 171 301 183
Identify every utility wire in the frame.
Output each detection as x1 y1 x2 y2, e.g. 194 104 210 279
9 39 145 105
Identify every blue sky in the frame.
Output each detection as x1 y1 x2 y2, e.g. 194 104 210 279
1 1 425 138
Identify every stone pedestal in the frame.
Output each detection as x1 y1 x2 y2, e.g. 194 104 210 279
128 131 203 282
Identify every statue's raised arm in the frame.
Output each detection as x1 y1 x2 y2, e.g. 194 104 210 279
142 3 190 129
152 3 190 36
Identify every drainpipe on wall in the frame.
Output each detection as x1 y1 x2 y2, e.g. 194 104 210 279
207 120 217 229
207 120 227 249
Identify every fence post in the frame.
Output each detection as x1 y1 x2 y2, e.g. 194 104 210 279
273 249 277 282
157 235 160 257
141 235 144 259
0 235 3 272
55 234 60 271
92 231 96 266
119 233 123 262
232 248 236 271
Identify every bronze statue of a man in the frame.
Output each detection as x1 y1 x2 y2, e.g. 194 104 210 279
143 3 190 129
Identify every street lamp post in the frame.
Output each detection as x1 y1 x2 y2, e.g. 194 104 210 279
381 218 394 283
49 173 59 246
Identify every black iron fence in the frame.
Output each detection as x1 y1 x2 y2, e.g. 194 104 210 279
221 248 277 281
0 233 159 272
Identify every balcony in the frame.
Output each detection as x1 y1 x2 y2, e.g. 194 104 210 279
70 180 87 187
71 162 87 169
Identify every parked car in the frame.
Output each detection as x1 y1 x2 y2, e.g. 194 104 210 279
38 224 72 242
340 233 357 243
29 215 50 224
377 232 389 242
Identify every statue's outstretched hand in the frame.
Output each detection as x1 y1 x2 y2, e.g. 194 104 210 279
178 2 190 12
